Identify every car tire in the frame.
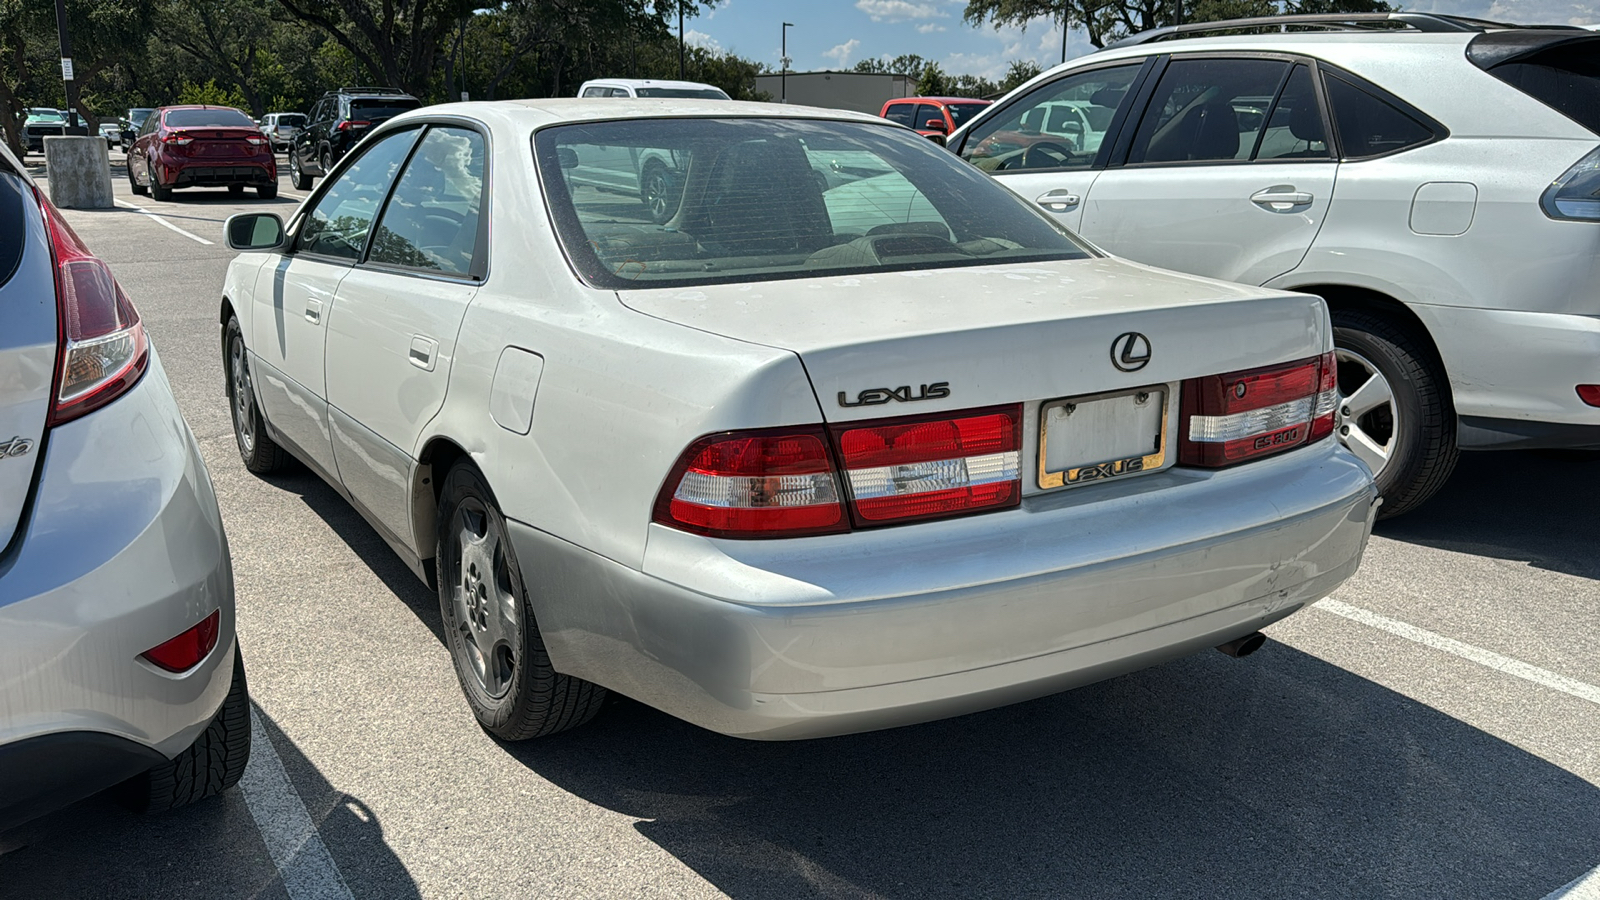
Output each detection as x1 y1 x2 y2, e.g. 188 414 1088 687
289 152 312 191
225 316 292 474
1331 308 1459 519
128 157 147 196
257 182 278 200
320 148 334 178
436 462 608 741
120 646 251 814
149 158 172 201
640 160 680 225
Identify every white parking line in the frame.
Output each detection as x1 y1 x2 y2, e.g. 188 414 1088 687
1314 599 1600 706
1544 865 1600 900
111 199 215 245
240 708 355 900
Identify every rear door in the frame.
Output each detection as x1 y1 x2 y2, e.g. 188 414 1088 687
1078 57 1338 285
956 61 1150 232
0 165 55 551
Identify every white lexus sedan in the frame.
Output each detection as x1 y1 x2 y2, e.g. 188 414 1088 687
219 100 1378 741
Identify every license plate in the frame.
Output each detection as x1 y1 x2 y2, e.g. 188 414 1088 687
1038 387 1170 489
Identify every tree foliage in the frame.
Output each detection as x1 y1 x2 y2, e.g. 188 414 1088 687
963 0 1395 51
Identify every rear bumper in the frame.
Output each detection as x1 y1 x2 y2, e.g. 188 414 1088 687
0 354 235 803
516 439 1377 740
156 160 275 188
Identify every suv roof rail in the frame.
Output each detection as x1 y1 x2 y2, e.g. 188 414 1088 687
1108 12 1589 48
333 86 411 96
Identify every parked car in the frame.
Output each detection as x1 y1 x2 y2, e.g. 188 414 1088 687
261 112 307 152
578 78 731 99
121 107 155 147
218 100 1377 742
881 96 992 140
288 87 421 190
0 142 248 831
126 105 277 201
949 13 1600 517
22 109 65 154
98 121 120 148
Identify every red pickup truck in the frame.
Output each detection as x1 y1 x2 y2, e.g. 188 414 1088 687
881 96 992 139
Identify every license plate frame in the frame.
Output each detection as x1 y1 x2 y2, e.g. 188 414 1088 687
1038 385 1171 490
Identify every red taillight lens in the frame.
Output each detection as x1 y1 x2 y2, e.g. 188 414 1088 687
40 197 149 425
246 135 268 146
1579 385 1600 408
338 120 370 132
162 131 193 145
653 428 848 538
832 405 1022 525
1180 352 1336 467
142 610 221 673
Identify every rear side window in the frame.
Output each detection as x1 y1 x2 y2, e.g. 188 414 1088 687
1254 65 1329 160
883 103 915 126
914 105 945 130
369 127 485 277
165 107 255 128
1324 74 1436 159
0 174 27 289
1480 41 1600 135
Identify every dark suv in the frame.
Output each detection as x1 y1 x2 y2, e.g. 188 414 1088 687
288 87 422 189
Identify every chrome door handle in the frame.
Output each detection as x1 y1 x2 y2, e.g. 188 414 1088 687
1035 189 1080 212
409 336 439 372
305 299 322 324
1250 187 1314 209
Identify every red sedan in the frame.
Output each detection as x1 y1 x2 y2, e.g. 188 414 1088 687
127 105 277 201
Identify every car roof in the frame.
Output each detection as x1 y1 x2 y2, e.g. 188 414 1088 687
396 98 889 129
581 78 725 90
890 97 992 104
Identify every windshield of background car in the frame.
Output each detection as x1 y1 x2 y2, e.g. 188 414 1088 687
945 103 988 128
129 109 153 125
281 114 307 127
27 110 64 122
635 88 731 99
164 107 255 128
536 117 1092 289
350 98 422 118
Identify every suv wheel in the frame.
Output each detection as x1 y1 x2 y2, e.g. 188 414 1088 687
1331 308 1459 518
320 148 334 178
289 151 312 191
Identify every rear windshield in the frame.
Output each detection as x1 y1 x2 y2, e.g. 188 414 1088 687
165 107 254 128
1484 41 1600 135
945 103 988 128
280 114 307 127
350 98 421 117
536 117 1091 290
635 87 730 99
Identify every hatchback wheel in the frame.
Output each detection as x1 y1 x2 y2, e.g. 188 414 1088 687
119 647 251 813
225 317 291 474
436 463 607 740
1331 308 1458 518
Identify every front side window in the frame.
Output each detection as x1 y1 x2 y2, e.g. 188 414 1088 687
961 64 1142 172
296 129 420 260
1324 73 1436 159
368 127 486 276
914 105 946 130
536 118 1092 290
1127 58 1290 165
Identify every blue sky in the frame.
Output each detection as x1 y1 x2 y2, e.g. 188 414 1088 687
684 0 1599 81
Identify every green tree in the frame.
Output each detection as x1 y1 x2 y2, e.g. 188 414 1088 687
916 62 949 96
999 59 1042 93
964 0 1394 51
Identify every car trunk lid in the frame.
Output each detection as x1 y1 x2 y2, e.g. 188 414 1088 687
0 171 59 552
172 127 263 158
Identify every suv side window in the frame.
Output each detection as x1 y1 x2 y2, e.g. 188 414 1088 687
960 63 1142 172
914 104 945 130
1323 73 1435 159
581 87 606 98
296 129 420 260
1254 64 1329 160
1127 57 1290 165
368 127 486 277
883 103 915 127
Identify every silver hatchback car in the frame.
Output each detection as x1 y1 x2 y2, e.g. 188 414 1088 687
0 144 247 830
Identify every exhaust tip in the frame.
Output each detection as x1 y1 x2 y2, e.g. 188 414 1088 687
1216 632 1267 658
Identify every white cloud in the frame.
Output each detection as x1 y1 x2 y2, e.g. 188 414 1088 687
705 0 728 19
1485 0 1598 24
855 0 949 22
916 22 947 33
684 29 723 52
822 38 862 67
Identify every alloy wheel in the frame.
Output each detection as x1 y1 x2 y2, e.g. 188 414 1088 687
229 336 255 454
450 500 519 699
1335 347 1399 476
644 168 672 222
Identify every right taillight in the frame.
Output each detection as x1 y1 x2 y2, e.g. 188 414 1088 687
39 196 149 425
1541 146 1600 222
1180 352 1337 468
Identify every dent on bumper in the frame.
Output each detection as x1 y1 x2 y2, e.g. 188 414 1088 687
0 355 235 758
514 440 1378 740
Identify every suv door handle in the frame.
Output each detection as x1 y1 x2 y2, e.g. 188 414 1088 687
409 336 439 372
1036 189 1080 212
1250 187 1315 209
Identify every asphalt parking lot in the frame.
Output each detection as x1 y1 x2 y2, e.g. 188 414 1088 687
1 151 1597 900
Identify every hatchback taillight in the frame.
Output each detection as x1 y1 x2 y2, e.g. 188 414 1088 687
40 197 149 425
832 405 1022 525
1179 352 1336 467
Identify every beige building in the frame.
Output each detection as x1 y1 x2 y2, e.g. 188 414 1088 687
754 71 915 114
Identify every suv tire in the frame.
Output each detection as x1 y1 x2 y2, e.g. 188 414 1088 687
289 151 312 191
436 462 608 740
1331 308 1459 518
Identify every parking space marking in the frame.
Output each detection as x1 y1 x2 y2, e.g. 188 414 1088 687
1545 864 1600 900
240 707 355 900
1315 599 1600 706
111 199 215 245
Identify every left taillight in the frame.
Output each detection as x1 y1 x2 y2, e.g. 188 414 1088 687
653 428 849 539
40 197 149 425
1179 352 1337 468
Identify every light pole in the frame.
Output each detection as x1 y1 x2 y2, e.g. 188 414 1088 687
679 2 686 79
781 22 794 103
53 0 84 134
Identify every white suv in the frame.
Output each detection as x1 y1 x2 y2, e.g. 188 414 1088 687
950 14 1600 516
577 78 731 100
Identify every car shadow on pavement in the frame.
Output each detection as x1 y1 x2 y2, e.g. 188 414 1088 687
0 704 419 900
500 645 1600 900
1375 450 1600 580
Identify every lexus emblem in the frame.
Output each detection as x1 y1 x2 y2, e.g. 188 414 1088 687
1110 332 1152 373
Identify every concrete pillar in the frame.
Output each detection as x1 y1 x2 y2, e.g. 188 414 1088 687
43 135 113 209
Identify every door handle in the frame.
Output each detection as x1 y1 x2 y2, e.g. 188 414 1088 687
1250 187 1314 210
409 336 439 372
1035 189 1080 212
305 299 322 324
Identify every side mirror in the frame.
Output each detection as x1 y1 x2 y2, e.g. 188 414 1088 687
226 213 286 251
556 147 579 170
925 132 947 147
